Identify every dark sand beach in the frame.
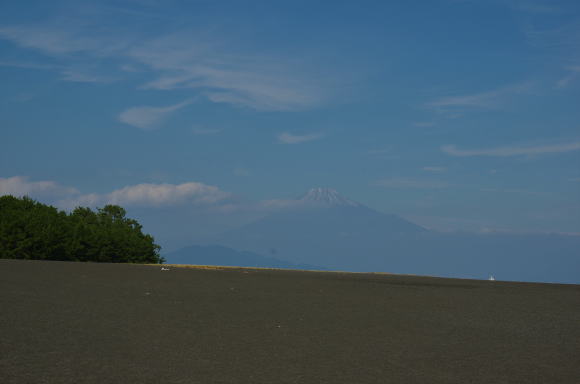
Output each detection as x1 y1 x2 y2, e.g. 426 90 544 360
1 259 579 383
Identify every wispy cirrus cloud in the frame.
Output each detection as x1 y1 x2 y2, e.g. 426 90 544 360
556 66 580 89
366 148 392 156
522 19 580 50
480 187 549 197
0 19 327 111
413 121 435 128
119 99 193 130
59 68 114 83
0 60 57 71
277 132 324 144
426 82 533 111
422 166 446 173
0 25 110 55
129 34 325 111
512 2 561 14
0 60 112 84
375 178 449 189
232 167 251 177
191 126 222 135
442 141 580 157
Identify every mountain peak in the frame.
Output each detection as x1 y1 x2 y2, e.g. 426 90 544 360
299 187 361 207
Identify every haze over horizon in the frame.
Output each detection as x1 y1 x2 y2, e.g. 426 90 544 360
1 1 579 260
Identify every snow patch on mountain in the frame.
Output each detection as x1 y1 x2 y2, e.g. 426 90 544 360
299 187 361 207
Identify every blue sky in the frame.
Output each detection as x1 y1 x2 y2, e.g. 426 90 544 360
1 0 579 246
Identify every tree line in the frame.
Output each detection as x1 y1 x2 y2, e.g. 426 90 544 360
0 195 163 264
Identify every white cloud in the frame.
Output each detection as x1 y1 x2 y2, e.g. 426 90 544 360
426 82 532 110
0 23 133 56
556 66 580 89
0 25 97 55
106 182 228 206
0 60 112 84
523 20 580 50
277 132 323 144
0 176 78 198
119 100 193 130
192 126 222 135
0 22 326 111
556 75 575 89
59 69 112 83
480 187 548 197
413 121 435 127
127 33 325 111
0 176 229 210
512 2 561 14
422 166 446 173
0 60 57 71
375 178 449 189
59 182 230 209
442 141 580 157
366 148 391 155
233 167 251 177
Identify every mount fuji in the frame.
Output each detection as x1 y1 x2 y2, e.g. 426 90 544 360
202 188 427 269
298 187 362 207
168 188 580 284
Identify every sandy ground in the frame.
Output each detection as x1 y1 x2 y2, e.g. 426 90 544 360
1 259 579 383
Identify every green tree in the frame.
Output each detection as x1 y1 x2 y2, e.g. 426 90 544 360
0 196 163 264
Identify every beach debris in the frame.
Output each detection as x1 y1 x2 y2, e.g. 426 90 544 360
161 267 170 271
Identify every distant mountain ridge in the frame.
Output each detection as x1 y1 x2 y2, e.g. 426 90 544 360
206 188 426 268
199 188 580 284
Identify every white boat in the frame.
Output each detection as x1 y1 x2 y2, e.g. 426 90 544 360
488 275 495 281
